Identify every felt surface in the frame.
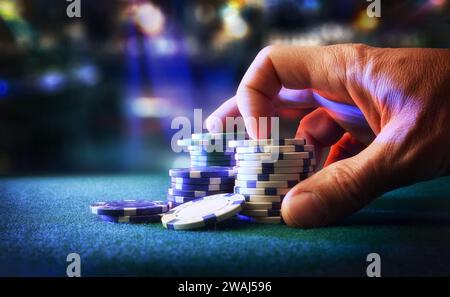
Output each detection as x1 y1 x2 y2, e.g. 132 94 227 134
0 174 449 276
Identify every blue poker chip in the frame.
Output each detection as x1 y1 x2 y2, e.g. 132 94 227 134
171 176 235 185
90 200 169 216
171 182 234 191
98 214 162 224
168 187 227 197
169 167 236 178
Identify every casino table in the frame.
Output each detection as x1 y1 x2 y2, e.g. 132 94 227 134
1 173 449 277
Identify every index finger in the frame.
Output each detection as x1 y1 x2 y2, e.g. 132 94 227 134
208 44 363 138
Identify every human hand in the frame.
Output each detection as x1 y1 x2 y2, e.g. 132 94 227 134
206 44 450 228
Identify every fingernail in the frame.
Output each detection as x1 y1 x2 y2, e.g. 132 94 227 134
284 192 327 228
205 118 216 132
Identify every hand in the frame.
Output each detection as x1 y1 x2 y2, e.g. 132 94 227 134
206 44 450 228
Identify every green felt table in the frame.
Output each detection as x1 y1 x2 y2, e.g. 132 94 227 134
1 173 449 277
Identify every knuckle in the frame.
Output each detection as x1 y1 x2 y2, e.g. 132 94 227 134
340 43 372 83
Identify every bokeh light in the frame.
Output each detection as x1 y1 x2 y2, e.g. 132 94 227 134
129 97 173 118
131 3 165 37
38 71 66 93
353 9 380 32
221 4 248 39
0 0 20 21
0 80 9 98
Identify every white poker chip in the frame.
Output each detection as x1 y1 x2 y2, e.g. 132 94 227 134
234 186 290 195
242 201 282 210
242 195 285 202
236 144 314 154
240 209 281 217
235 151 314 161
236 166 314 174
161 193 246 230
235 214 284 224
228 138 306 147
236 159 316 167
235 179 298 188
236 172 313 181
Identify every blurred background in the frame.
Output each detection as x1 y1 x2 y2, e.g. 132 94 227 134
0 0 448 174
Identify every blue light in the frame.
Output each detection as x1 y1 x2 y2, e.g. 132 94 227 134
39 71 65 92
0 80 8 98
73 65 100 85
301 0 320 12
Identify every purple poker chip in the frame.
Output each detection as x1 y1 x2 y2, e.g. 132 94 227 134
98 214 162 224
90 200 169 216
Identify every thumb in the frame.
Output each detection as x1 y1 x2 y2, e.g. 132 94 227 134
281 142 396 228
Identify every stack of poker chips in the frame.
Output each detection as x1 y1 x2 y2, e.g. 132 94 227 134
167 132 246 208
230 138 316 224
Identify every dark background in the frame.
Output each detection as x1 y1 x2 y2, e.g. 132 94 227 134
0 0 449 174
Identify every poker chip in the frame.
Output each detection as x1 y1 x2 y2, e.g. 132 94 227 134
167 133 239 209
240 209 281 217
188 150 235 156
169 167 236 178
190 155 235 161
168 188 226 197
190 161 236 167
242 194 285 202
234 151 315 161
90 200 169 216
236 214 284 224
232 138 315 223
98 214 162 224
187 145 231 153
171 182 234 191
236 159 316 167
228 138 306 147
161 193 246 230
234 186 290 196
168 201 183 209
178 138 229 146
171 177 235 185
236 144 314 154
235 180 298 189
242 201 282 210
166 194 199 204
236 172 313 181
236 166 314 174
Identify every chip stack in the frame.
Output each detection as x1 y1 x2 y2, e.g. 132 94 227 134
230 139 316 224
167 132 246 208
